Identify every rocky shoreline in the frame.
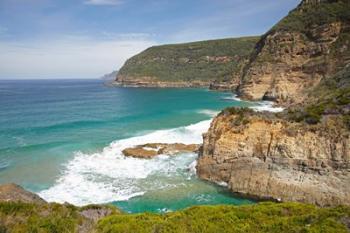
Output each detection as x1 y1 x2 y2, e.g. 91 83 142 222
196 108 350 206
111 0 350 208
112 79 210 88
122 143 200 159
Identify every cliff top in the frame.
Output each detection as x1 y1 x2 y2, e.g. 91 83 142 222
273 0 350 33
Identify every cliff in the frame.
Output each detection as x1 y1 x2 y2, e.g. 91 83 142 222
197 107 350 206
197 58 350 206
237 0 350 104
115 37 259 90
0 184 349 233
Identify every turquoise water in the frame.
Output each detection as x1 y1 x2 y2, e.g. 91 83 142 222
0 79 254 213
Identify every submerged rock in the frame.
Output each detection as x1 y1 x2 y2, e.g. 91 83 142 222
122 143 200 159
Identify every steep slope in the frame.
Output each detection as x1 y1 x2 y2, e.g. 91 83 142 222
238 0 350 104
115 37 259 90
197 108 350 206
287 63 350 126
197 64 350 206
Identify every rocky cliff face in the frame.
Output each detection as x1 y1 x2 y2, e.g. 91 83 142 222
238 0 350 104
197 109 350 206
0 183 46 204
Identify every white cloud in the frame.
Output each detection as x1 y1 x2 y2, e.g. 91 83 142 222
84 0 123 6
0 34 156 79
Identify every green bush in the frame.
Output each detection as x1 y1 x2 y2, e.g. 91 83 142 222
97 202 350 233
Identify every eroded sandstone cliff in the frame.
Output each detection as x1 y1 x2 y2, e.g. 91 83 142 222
197 108 350 206
238 0 350 104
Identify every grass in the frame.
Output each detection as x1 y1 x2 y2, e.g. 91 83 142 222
0 202 82 233
0 202 120 233
271 0 350 34
1 201 348 232
118 37 259 83
97 202 350 233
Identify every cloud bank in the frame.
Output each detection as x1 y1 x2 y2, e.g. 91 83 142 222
0 35 156 79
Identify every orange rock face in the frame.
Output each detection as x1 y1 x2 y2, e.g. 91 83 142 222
197 111 350 206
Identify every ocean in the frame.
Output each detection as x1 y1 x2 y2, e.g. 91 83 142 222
0 79 274 213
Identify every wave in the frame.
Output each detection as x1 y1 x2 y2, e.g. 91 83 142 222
222 94 284 113
221 94 242 102
196 109 220 117
38 120 211 206
249 101 284 113
0 159 10 171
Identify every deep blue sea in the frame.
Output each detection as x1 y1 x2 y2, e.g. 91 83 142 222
0 79 260 213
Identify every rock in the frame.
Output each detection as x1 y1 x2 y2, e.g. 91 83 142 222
113 77 211 88
79 205 118 223
237 0 350 105
196 111 350 206
122 143 200 159
122 147 158 159
0 183 46 204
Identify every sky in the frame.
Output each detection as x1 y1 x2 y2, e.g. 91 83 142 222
0 0 300 79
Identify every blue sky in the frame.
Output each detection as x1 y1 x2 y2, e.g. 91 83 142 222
0 0 300 79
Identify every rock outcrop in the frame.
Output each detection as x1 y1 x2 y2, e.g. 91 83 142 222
0 183 46 204
237 0 350 104
197 108 350 206
122 143 199 159
114 77 210 88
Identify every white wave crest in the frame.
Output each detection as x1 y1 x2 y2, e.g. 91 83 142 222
38 120 211 206
249 101 284 113
221 94 242 102
197 109 219 117
223 94 284 113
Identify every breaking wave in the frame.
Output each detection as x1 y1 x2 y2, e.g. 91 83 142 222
39 120 211 206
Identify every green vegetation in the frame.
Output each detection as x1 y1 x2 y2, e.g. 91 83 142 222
97 202 350 233
286 65 350 128
0 202 82 233
1 201 348 232
221 107 255 126
118 37 259 83
0 202 120 233
272 0 350 33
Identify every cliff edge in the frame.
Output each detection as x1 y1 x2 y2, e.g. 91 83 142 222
237 0 350 104
197 108 350 206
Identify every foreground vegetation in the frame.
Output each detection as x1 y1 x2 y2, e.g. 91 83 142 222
98 202 350 233
0 202 119 233
0 201 349 232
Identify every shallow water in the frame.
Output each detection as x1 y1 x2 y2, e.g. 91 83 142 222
0 79 256 212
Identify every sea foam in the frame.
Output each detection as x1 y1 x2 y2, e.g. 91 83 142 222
197 109 220 117
38 120 211 206
249 101 284 113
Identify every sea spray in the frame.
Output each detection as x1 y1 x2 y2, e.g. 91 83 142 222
39 120 211 206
